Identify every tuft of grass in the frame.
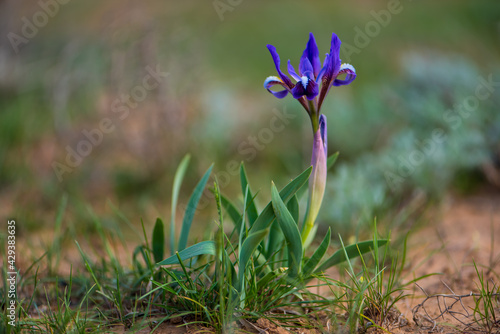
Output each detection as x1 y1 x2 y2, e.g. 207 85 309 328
472 262 500 333
329 226 431 333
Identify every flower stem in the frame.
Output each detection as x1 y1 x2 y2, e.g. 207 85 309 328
308 100 318 133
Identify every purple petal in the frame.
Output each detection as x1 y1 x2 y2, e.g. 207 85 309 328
316 53 329 83
291 81 307 99
333 63 357 86
291 76 318 100
299 56 314 78
329 33 342 69
319 114 327 156
305 79 319 100
317 33 342 111
287 60 301 81
267 44 294 89
264 76 290 99
302 33 322 79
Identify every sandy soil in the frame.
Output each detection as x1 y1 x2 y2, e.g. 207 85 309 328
395 188 500 333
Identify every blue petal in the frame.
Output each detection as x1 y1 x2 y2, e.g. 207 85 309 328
329 33 342 70
302 33 322 79
287 60 301 81
320 33 341 83
264 76 289 99
316 53 329 83
299 57 314 78
333 63 356 86
319 114 327 155
306 79 319 100
267 44 294 89
317 33 342 111
291 76 319 100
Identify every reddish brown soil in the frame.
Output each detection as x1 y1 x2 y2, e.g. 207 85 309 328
395 189 500 333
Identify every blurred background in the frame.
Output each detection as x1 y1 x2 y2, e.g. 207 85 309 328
1 0 499 244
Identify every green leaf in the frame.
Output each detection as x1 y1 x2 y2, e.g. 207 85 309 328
240 163 259 227
132 245 150 276
303 227 331 278
170 154 191 255
152 218 165 264
239 185 249 251
256 271 279 291
314 239 389 273
327 152 339 170
271 182 302 278
157 241 216 266
287 195 299 226
224 248 237 289
266 221 284 268
237 228 269 292
178 164 213 251
220 194 242 227
264 194 299 268
251 166 312 234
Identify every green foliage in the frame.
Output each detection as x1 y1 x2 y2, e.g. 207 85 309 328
240 163 259 227
143 158 390 330
329 229 431 333
178 164 214 252
152 218 165 264
315 239 388 274
156 241 216 266
270 182 303 278
302 228 330 278
472 262 500 333
5 156 496 333
237 227 269 298
170 154 191 254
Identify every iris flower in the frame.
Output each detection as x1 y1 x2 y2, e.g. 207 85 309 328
264 32 356 127
263 32 356 244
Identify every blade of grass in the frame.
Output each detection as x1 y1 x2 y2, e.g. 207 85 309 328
213 178 229 330
303 228 331 278
220 194 243 227
239 185 249 256
287 195 299 226
157 241 216 266
266 220 284 269
314 239 389 273
238 228 270 293
178 164 213 251
75 241 103 293
327 152 339 170
170 154 191 254
251 166 311 234
152 218 165 264
271 182 302 278
240 163 259 227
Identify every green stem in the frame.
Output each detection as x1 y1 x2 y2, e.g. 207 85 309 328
308 99 318 133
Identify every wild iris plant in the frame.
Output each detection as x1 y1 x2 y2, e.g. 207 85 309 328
145 31 386 332
264 33 356 244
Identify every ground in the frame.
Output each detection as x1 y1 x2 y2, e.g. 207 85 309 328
13 188 500 333
122 188 500 333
